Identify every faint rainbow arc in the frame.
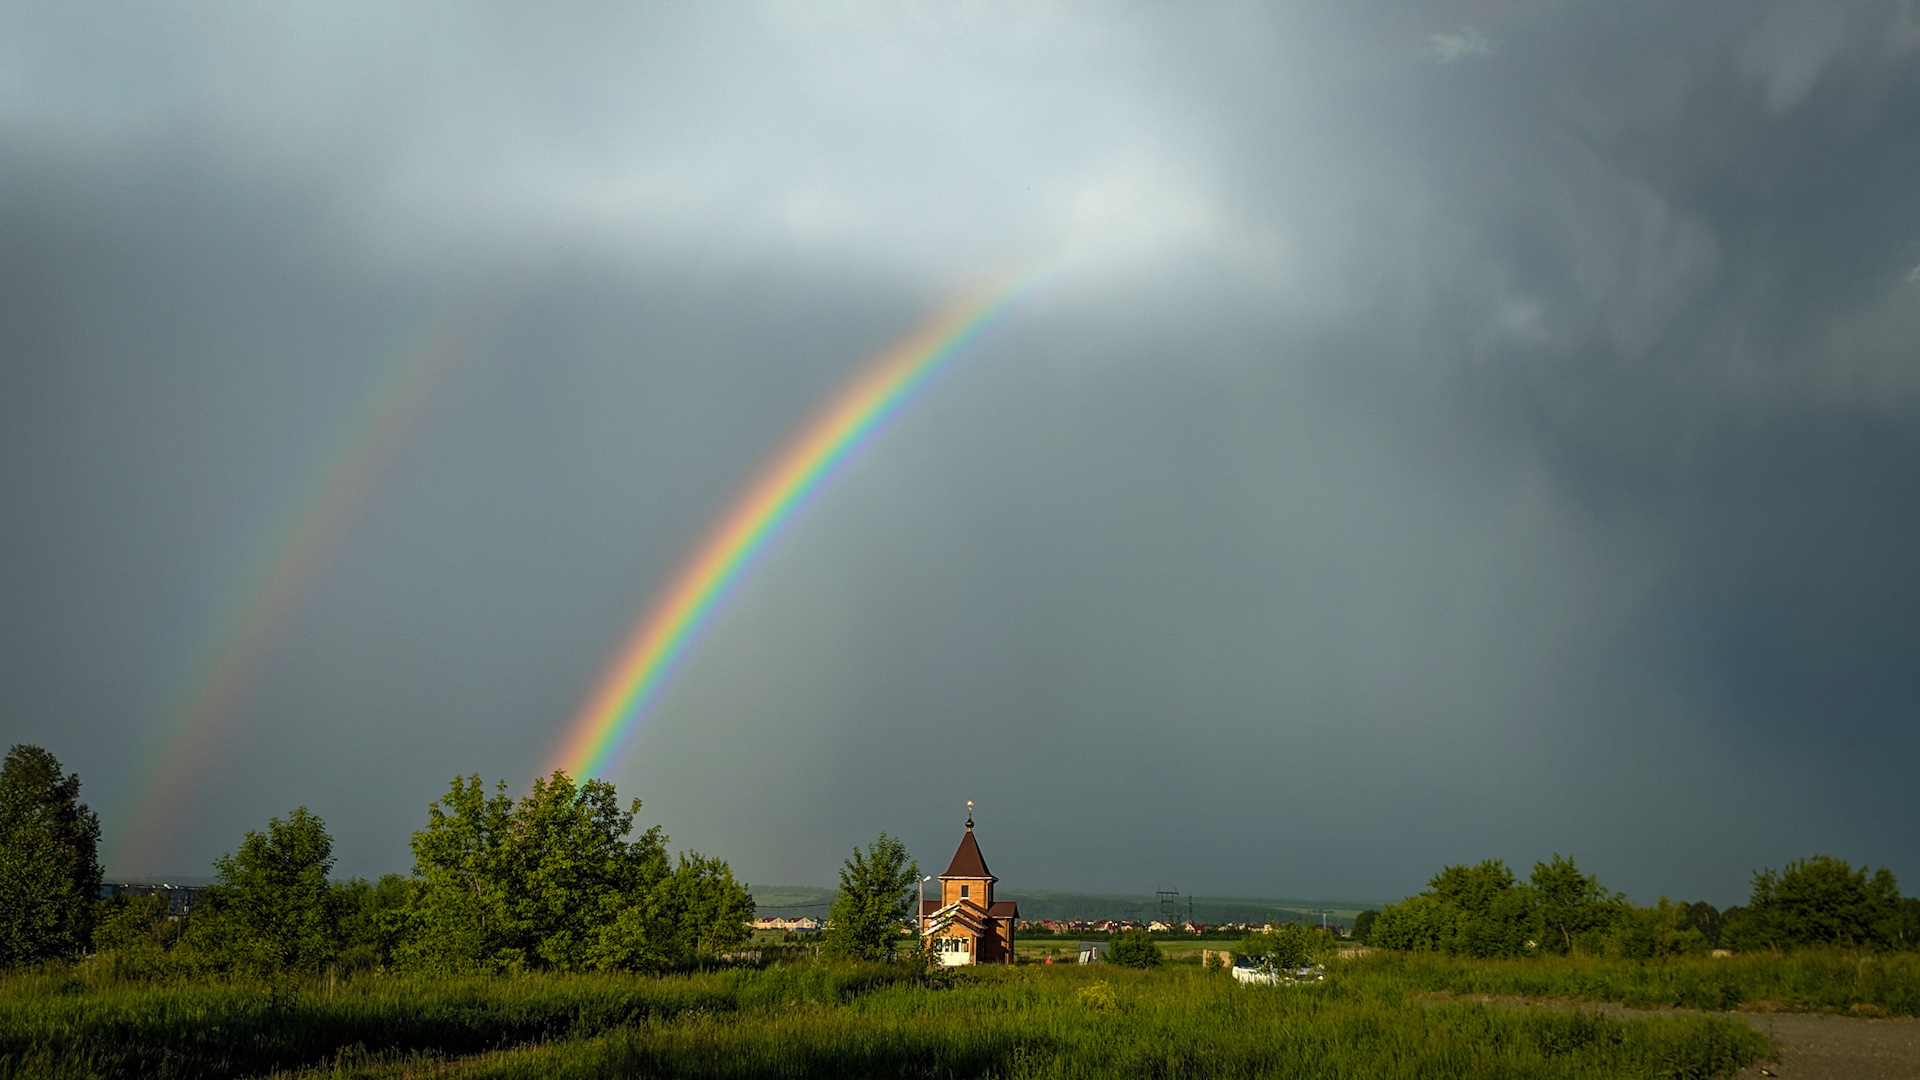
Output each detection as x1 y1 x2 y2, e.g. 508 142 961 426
551 269 1045 780
113 284 499 875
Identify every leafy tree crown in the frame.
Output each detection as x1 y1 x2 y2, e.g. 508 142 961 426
823 833 919 962
0 745 103 965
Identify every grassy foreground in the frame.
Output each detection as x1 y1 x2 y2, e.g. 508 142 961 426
0 961 1770 1080
1340 950 1920 1016
0 965 916 1080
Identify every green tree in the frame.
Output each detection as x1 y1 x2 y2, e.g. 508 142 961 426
92 891 197 976
334 873 413 971
590 851 754 971
91 893 188 977
1370 860 1537 958
1679 901 1724 949
1351 909 1379 945
1726 855 1901 951
657 851 754 957
510 770 670 970
1368 893 1451 953
192 807 341 973
398 774 518 971
1105 929 1163 968
1883 897 1920 951
822 833 919 962
0 746 103 966
1530 854 1619 954
401 771 732 974
1718 904 1753 950
1604 898 1709 959
92 893 171 953
1433 860 1535 958
1649 899 1712 957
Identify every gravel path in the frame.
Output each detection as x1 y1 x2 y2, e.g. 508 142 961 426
1728 1012 1920 1080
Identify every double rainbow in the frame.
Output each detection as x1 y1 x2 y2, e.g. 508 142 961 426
550 269 1044 779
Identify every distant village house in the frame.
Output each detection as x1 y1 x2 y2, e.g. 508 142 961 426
750 916 820 933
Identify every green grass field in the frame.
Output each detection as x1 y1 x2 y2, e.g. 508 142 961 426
1338 950 1920 1016
275 966 1764 1080
0 955 1802 1080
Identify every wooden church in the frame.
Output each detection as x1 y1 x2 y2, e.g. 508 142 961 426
920 804 1019 965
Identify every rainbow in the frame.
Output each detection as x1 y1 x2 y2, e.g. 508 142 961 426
112 282 500 875
551 269 1045 779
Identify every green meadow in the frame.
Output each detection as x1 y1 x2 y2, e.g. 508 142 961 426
1338 949 1920 1016
0 957 1784 1080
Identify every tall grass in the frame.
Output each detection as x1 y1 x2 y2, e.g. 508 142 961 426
1341 950 1920 1015
0 963 918 1080
0 960 1783 1080
272 966 1766 1080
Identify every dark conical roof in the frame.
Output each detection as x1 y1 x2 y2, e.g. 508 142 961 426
943 826 994 879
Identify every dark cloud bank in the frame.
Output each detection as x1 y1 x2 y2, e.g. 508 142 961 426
1 1 1916 908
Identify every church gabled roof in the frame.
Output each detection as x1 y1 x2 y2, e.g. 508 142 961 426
942 826 994 879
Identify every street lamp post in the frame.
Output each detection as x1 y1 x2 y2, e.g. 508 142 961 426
919 876 933 939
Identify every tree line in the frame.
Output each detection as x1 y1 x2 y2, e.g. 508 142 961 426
14 740 1916 975
2 745 753 974
1352 853 1920 958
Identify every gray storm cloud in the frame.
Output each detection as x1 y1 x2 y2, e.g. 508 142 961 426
2 1 1916 907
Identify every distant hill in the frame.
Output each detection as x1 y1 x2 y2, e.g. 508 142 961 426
998 891 1381 926
749 884 837 913
745 885 1382 926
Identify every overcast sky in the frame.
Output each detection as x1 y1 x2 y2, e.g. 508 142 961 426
3 1 1917 908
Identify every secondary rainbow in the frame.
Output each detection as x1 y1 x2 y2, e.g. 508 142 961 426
551 269 1044 779
113 282 499 875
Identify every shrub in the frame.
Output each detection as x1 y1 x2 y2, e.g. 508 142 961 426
1105 930 1162 968
1240 924 1334 972
1077 979 1120 1010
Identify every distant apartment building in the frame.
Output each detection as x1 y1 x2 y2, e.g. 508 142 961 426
98 882 205 917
